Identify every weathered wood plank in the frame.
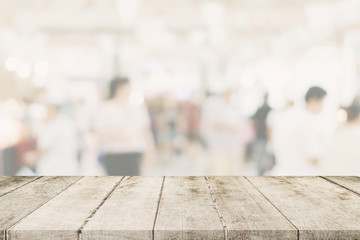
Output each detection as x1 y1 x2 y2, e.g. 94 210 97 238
206 176 297 240
323 176 360 195
154 176 224 240
247 176 360 239
82 176 164 240
0 176 38 197
0 176 81 240
8 177 123 240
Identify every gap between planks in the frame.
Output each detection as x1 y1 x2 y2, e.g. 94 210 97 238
4 176 84 240
0 177 42 198
244 177 300 240
77 176 127 240
151 176 165 240
320 176 360 197
204 176 229 240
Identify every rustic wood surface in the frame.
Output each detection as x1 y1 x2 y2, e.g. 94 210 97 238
154 176 224 240
207 177 297 240
0 176 359 240
0 176 81 240
0 176 38 197
82 176 164 240
247 176 360 240
323 176 360 195
8 177 123 240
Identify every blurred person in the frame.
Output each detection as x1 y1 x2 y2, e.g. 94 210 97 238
270 86 328 175
182 98 204 169
0 98 30 175
185 99 202 143
201 89 243 175
148 100 160 146
149 96 179 167
323 100 360 175
173 103 188 157
34 103 80 175
80 132 106 176
0 99 23 150
250 93 274 176
265 99 295 175
93 77 156 176
154 109 172 164
72 99 104 175
15 99 38 176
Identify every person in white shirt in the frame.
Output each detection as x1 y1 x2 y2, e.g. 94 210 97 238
93 77 155 176
270 86 327 176
201 90 243 175
323 100 360 175
35 104 80 176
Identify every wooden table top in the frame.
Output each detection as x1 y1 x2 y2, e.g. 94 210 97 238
0 176 360 240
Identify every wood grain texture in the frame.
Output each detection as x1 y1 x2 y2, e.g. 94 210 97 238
1 176 360 240
207 176 297 240
81 176 164 240
0 176 38 197
0 176 81 240
324 176 360 195
8 177 123 240
247 176 360 240
154 176 224 240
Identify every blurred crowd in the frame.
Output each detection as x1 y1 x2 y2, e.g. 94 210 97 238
1 78 360 176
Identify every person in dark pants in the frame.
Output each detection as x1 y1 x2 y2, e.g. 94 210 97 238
103 152 142 176
251 93 274 176
93 77 156 176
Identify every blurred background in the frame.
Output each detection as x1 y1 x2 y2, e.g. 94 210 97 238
0 0 360 176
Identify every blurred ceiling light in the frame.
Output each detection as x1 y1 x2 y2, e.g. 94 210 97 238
188 30 206 46
32 77 47 88
129 91 144 106
268 91 287 110
136 21 168 48
176 89 192 102
253 12 268 28
16 63 32 79
200 2 226 46
34 61 49 77
209 28 226 46
201 2 225 27
305 3 337 31
337 108 348 123
338 0 360 25
29 103 47 121
240 72 256 88
116 0 140 26
5 98 20 114
262 68 291 90
5 57 19 71
238 92 261 117
234 11 249 29
161 31 176 49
